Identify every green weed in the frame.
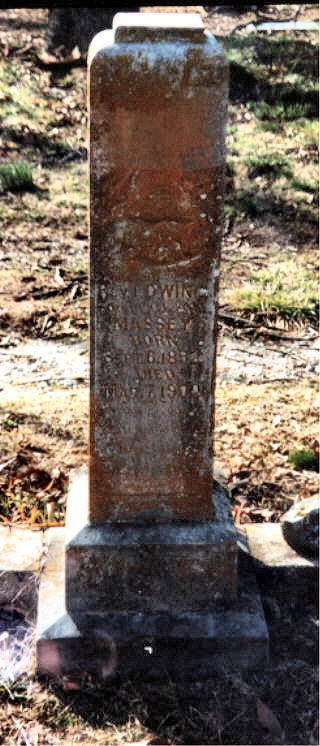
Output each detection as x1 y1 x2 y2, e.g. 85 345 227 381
225 190 261 219
225 161 236 178
0 161 35 192
290 177 318 196
227 104 238 120
288 449 319 471
35 694 77 731
221 32 318 79
61 73 76 89
1 416 19 431
227 261 318 323
258 120 283 133
298 119 318 146
248 101 283 121
249 100 317 123
286 102 318 120
245 153 293 180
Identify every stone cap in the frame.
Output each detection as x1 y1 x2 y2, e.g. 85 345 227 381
113 12 205 43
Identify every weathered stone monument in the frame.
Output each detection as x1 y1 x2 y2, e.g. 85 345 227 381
36 12 268 680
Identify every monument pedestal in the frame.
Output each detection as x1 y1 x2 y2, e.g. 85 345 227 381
66 469 238 613
36 469 269 681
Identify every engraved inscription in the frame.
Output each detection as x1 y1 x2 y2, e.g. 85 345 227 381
105 382 204 402
98 278 209 405
92 270 216 489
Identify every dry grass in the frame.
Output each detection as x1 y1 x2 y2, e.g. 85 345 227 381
0 641 318 745
215 380 318 522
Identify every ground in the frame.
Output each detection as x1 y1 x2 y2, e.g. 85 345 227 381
0 5 318 745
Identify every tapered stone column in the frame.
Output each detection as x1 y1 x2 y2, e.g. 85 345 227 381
88 12 228 525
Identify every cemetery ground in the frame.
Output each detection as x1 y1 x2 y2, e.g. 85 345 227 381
0 6 318 745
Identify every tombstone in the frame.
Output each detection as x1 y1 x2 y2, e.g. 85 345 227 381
36 12 268 681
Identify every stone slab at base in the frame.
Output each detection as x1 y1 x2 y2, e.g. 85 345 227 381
37 528 268 679
36 486 269 681
65 469 238 613
244 523 319 592
0 525 43 618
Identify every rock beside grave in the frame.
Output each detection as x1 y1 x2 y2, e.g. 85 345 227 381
281 497 319 557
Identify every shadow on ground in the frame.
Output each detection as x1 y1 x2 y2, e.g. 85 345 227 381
38 563 318 745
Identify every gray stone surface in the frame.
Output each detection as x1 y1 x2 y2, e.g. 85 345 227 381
37 523 269 680
0 526 43 618
65 469 238 613
0 526 43 573
245 523 319 585
281 497 319 557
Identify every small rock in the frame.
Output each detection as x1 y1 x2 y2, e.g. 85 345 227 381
281 497 319 557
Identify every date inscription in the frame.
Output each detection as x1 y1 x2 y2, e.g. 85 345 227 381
96 278 213 405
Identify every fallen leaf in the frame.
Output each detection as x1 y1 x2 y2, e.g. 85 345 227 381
256 697 283 740
29 505 39 523
55 267 65 285
232 500 248 526
0 632 9 652
44 478 55 493
70 283 80 300
46 502 56 521
0 457 16 473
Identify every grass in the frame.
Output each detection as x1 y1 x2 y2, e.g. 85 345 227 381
1 415 19 431
245 153 293 180
0 464 67 524
223 26 318 228
221 33 318 81
225 260 318 322
0 644 317 745
297 118 318 147
225 189 269 219
248 92 318 124
288 448 319 472
290 176 319 199
0 64 50 131
0 161 36 192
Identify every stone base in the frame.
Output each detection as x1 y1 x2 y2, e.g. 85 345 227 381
0 525 43 619
36 473 269 680
37 527 268 680
65 469 238 613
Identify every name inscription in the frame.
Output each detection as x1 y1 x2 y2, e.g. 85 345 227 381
98 279 211 404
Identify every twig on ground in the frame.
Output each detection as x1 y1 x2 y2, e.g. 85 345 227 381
219 314 318 342
0 457 17 472
248 377 300 385
8 376 86 386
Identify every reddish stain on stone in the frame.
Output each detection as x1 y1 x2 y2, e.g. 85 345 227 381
89 16 228 524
